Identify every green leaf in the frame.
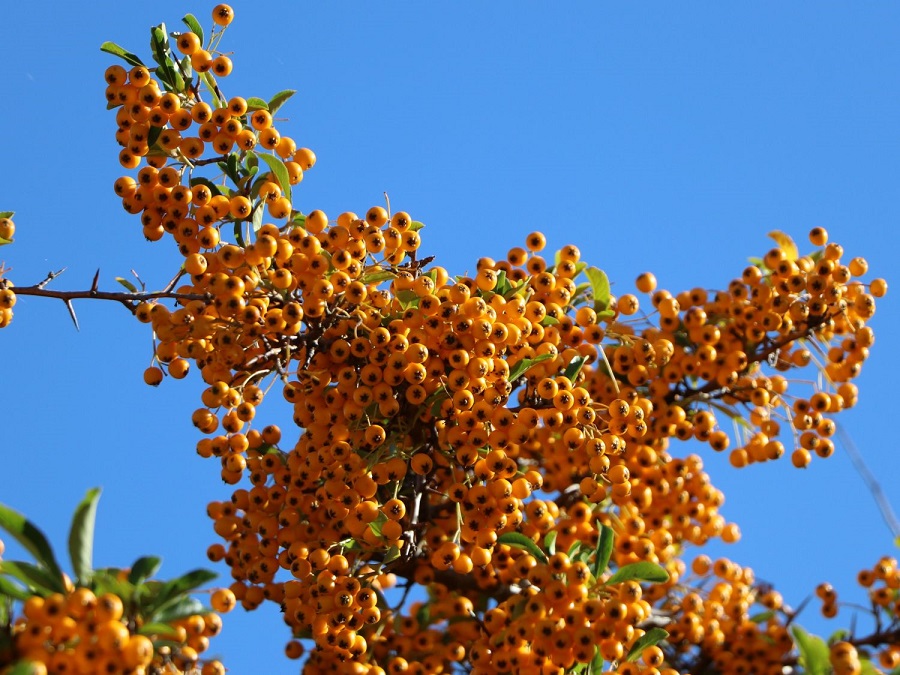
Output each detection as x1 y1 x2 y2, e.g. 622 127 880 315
146 569 216 617
251 203 264 234
859 659 881 675
585 267 611 312
181 14 204 45
409 221 426 232
625 627 669 662
189 177 222 197
507 352 555 383
233 221 246 248
540 315 559 326
589 649 604 675
7 661 48 675
415 602 430 628
137 621 182 638
150 25 171 70
0 561 65 596
0 212 15 219
128 556 162 586
592 523 615 578
246 97 269 112
368 512 388 538
606 561 669 585
382 545 402 566
0 237 11 246
147 125 163 149
790 625 830 675
0 575 31 601
257 153 292 205
268 89 297 116
100 41 145 68
68 487 101 586
564 355 588 381
115 277 138 293
750 610 775 623
0 502 64 586
199 71 223 108
151 596 208 623
543 531 558 556
493 270 512 297
497 532 548 564
361 270 398 285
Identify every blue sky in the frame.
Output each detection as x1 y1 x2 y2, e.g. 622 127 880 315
1 2 899 672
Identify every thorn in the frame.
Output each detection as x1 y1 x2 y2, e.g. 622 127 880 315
64 299 80 331
91 269 100 293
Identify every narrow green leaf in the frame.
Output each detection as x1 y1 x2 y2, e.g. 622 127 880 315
146 569 216 616
151 596 208 623
257 153 292 205
592 524 615 578
543 531 558 556
589 649 604 675
233 221 245 248
596 308 616 321
0 561 64 595
100 42 145 68
246 97 269 112
368 512 388 538
150 25 170 69
0 212 15 219
585 267 611 312
0 575 31 601
0 237 11 247
564 355 588 381
268 89 297 116
115 277 138 293
7 661 48 675
361 270 398 285
147 126 163 149
0 503 64 585
251 203 264 233
181 14 204 45
859 659 881 675
90 568 135 600
507 353 555 383
137 621 182 637
382 546 402 565
750 610 775 623
199 72 223 108
606 561 669 585
567 540 582 558
497 533 548 564
540 315 559 326
415 602 430 628
189 177 222 196
128 556 162 586
409 221 426 232
625 627 669 662
68 488 101 586
790 625 830 675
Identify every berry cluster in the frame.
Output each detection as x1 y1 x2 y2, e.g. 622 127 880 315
0 4 894 673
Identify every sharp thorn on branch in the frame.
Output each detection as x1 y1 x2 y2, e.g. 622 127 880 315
64 299 80 331
91 269 100 293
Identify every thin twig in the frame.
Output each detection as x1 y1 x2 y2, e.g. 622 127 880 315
837 423 900 539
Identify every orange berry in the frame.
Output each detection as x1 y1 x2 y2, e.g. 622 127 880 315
212 4 234 26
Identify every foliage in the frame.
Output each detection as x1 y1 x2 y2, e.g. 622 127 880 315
0 5 897 675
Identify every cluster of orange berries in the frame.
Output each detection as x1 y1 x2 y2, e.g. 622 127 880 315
92 6 900 673
0 215 16 329
0 547 234 675
602 228 885 473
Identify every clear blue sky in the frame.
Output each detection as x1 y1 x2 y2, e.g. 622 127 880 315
1 2 898 672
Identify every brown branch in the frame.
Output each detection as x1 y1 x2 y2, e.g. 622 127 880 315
13 284 210 313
